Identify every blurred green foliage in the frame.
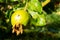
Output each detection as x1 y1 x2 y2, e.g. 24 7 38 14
0 0 60 39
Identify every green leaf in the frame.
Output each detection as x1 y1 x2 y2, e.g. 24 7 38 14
5 9 13 19
10 0 19 2
30 14 46 26
0 25 7 30
0 0 4 3
28 0 42 14
35 14 46 26
28 10 39 19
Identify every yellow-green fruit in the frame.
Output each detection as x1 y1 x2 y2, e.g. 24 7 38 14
11 10 29 26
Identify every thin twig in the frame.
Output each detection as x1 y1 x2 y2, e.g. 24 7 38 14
24 2 28 11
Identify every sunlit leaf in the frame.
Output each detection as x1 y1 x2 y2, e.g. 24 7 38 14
28 0 42 14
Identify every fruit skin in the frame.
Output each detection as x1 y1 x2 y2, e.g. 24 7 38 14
11 10 29 26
